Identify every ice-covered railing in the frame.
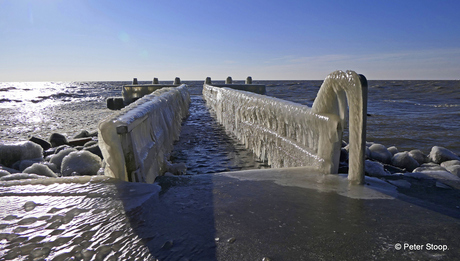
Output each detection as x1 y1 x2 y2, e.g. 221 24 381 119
203 70 367 184
98 85 190 183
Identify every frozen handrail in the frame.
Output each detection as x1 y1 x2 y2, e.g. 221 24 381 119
203 70 367 184
98 85 190 183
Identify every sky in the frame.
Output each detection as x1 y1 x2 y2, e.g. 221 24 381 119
1 0 459 81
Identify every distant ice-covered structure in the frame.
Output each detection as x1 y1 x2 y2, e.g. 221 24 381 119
203 71 367 184
98 85 190 183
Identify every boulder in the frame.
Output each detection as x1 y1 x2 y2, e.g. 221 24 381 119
29 136 51 151
408 150 427 165
0 141 43 168
18 158 43 172
0 169 10 177
61 150 102 176
440 160 460 168
84 144 103 159
364 160 391 177
445 165 460 178
369 144 393 164
50 148 77 171
387 146 399 156
49 133 68 147
391 152 420 172
73 130 90 139
429 146 460 164
23 163 58 178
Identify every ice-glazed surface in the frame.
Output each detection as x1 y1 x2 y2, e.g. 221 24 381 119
0 176 159 260
98 85 190 183
203 70 367 183
122 84 179 105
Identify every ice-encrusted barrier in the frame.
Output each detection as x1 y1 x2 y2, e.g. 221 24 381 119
98 85 190 183
203 70 368 184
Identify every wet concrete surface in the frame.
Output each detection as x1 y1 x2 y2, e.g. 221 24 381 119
127 168 460 261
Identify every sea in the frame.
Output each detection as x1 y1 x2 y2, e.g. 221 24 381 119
0 79 459 259
1 79 459 155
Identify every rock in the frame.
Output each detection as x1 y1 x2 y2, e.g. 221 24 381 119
84 140 98 147
440 160 460 168
0 165 20 174
61 151 102 176
42 162 59 173
408 150 427 165
18 158 43 172
369 144 393 164
50 148 77 171
391 152 420 172
49 133 68 147
84 144 103 159
365 160 391 177
429 146 460 164
23 163 58 178
413 163 446 172
73 130 90 139
74 146 84 151
0 141 43 168
0 173 47 181
387 146 399 156
55 145 72 154
68 137 93 147
29 136 51 151
0 169 10 177
165 161 187 175
44 148 56 157
446 165 460 178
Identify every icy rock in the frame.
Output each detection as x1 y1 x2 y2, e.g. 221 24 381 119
17 158 43 172
84 140 98 147
0 173 47 181
445 165 460 178
391 152 419 172
413 163 446 172
42 162 59 173
166 161 187 175
50 148 77 171
365 160 391 177
0 169 10 177
49 133 68 147
369 144 392 164
440 160 460 168
55 145 72 154
0 165 20 174
429 146 460 164
83 144 103 159
23 163 58 178
408 150 427 165
74 130 90 139
387 146 398 155
61 151 102 176
29 136 51 150
0 141 43 168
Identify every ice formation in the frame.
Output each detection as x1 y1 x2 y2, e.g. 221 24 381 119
98 85 190 183
61 150 102 176
203 70 367 184
0 141 43 167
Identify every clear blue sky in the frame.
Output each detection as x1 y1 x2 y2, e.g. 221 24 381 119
1 0 459 81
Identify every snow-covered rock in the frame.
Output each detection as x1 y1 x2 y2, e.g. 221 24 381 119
0 141 43 168
387 146 399 156
365 160 391 177
23 163 58 178
408 149 427 165
429 146 460 164
391 152 419 172
49 148 77 171
369 144 392 164
61 150 102 176
0 169 10 177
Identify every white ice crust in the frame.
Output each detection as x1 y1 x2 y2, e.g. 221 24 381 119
203 70 367 183
98 85 190 183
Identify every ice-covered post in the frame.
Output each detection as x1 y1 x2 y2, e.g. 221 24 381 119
226 76 232 84
205 77 212 84
132 78 138 85
246 76 252 84
312 70 367 184
153 78 159 84
174 77 181 85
